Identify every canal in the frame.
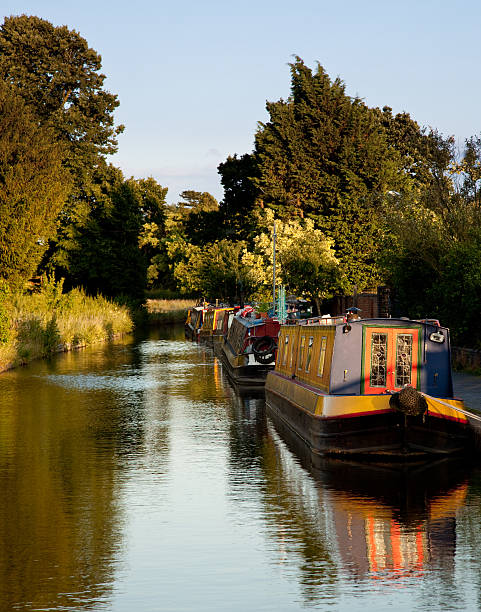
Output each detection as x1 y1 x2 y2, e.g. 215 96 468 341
1 325 481 611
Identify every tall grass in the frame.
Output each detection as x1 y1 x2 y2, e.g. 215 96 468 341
146 299 196 313
0 278 133 372
145 298 195 324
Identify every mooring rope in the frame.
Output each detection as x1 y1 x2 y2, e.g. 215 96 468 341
420 392 481 423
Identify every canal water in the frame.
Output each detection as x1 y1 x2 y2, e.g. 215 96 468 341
1 326 481 612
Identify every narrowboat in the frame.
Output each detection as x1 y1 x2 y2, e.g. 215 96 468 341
220 308 280 392
213 307 239 357
198 307 232 347
185 305 206 341
265 316 478 459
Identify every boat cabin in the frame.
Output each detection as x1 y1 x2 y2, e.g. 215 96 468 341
226 314 280 359
199 307 231 344
185 305 207 341
275 317 454 398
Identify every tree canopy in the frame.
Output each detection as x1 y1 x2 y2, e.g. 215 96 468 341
0 15 123 172
0 81 71 285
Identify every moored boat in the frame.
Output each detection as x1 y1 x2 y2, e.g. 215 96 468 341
265 315 478 459
198 306 232 347
212 307 239 357
220 307 280 392
185 305 206 341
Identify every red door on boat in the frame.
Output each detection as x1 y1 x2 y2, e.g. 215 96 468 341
362 326 420 394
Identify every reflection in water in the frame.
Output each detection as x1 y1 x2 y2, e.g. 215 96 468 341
224 381 478 609
1 327 481 611
257 411 472 607
0 332 178 611
0 337 142 611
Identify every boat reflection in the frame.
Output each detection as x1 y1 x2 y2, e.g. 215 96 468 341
256 406 471 598
265 414 468 582
322 462 466 580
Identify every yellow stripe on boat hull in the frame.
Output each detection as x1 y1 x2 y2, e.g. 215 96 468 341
266 373 467 422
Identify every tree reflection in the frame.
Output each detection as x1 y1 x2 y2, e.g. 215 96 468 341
0 338 157 611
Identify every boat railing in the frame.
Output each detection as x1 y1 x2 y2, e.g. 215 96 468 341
298 315 347 326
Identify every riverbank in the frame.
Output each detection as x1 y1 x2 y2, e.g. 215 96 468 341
0 280 133 373
145 298 195 324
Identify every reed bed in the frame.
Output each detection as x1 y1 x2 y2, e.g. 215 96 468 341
146 299 196 313
0 280 133 372
145 298 195 324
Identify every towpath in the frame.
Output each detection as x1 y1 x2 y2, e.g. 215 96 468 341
453 371 481 411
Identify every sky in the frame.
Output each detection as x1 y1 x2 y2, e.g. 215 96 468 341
2 0 481 204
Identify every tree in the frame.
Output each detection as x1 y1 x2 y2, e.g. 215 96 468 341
65 167 149 299
0 82 71 285
381 129 481 346
136 178 168 286
0 15 123 177
250 58 415 291
218 153 260 240
241 210 341 310
177 190 222 246
0 15 124 280
169 239 252 302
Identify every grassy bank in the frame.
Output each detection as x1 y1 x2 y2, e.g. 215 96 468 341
0 279 133 372
145 298 195 324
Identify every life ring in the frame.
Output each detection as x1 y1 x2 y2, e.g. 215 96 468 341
252 335 277 365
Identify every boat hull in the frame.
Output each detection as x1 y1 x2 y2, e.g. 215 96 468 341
184 323 197 341
265 372 473 460
220 342 273 392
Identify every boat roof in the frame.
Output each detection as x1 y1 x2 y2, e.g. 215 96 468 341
235 315 275 327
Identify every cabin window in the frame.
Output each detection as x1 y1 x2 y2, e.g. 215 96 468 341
370 333 387 387
305 337 314 372
283 336 289 365
317 336 327 377
395 334 413 388
298 336 306 370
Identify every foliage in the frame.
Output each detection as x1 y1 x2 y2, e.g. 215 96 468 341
0 15 123 178
217 153 260 240
215 57 439 292
170 239 251 302
0 279 133 370
145 191 222 289
382 130 481 347
136 177 168 285
62 167 151 298
241 210 340 308
0 280 9 343
0 81 71 286
252 58 393 288
0 15 124 281
176 190 222 246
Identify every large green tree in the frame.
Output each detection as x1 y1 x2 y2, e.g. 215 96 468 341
382 129 481 347
0 14 124 280
252 58 412 291
0 82 71 285
65 167 153 299
0 15 123 177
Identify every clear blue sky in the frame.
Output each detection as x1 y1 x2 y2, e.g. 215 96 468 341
3 0 481 203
